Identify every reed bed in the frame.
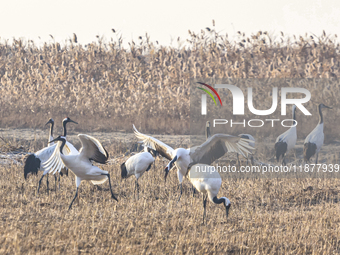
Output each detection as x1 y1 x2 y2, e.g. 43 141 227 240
1 27 340 254
0 28 339 134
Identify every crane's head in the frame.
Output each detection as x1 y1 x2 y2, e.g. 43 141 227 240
319 103 332 109
45 118 54 126
63 117 78 125
164 155 178 182
48 135 66 144
224 197 231 218
145 147 159 158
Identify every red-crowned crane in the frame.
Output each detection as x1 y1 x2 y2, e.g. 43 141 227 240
205 121 255 166
43 134 118 210
23 117 78 193
304 103 332 164
121 151 155 199
187 163 230 224
275 105 297 165
134 125 253 201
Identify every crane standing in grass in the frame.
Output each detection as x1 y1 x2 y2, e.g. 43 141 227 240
43 134 118 210
187 163 231 224
304 103 332 164
133 125 253 201
24 117 78 193
274 105 297 165
121 151 155 199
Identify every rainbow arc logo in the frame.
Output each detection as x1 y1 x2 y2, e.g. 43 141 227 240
197 83 312 116
197 82 222 106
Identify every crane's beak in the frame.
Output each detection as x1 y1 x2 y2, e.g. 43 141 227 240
325 105 332 109
226 204 231 218
45 119 53 126
68 118 78 124
48 137 59 143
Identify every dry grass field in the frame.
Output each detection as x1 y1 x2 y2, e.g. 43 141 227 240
1 27 340 254
1 128 340 254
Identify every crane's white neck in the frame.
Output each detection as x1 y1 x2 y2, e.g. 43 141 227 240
288 106 297 131
48 121 54 146
292 106 296 121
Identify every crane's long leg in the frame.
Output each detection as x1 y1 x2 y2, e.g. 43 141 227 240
37 173 46 194
203 194 207 224
54 174 57 192
46 174 49 194
237 153 241 167
177 170 184 202
177 183 182 203
69 177 82 210
315 153 319 164
135 179 139 200
103 174 118 202
68 187 79 211
192 184 196 197
133 179 137 196
58 174 61 190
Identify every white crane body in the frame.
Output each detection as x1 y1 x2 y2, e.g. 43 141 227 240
187 163 230 223
304 103 331 163
43 134 117 210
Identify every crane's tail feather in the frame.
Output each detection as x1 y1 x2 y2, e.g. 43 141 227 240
91 177 108 185
121 162 128 179
304 143 317 162
24 154 41 179
275 142 287 162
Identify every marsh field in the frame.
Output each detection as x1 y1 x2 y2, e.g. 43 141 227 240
1 127 340 254
1 28 340 254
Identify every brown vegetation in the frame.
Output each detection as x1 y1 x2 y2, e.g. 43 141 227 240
1 133 340 254
1 26 340 254
0 28 339 134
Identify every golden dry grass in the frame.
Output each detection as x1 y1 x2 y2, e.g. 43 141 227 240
1 132 340 254
0 29 339 134
1 27 340 254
